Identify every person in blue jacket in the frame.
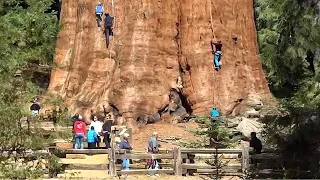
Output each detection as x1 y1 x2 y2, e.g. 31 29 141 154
211 108 220 118
87 126 98 149
95 2 104 27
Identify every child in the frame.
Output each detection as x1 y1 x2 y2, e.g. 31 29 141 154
87 126 98 149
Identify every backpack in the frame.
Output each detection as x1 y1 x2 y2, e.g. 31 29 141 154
104 16 113 27
96 5 103 14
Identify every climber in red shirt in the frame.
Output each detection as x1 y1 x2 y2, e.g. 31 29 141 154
73 119 87 149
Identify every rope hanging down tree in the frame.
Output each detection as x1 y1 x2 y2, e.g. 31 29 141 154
109 0 115 60
208 0 218 106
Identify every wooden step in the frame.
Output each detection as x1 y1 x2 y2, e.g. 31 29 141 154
115 163 174 169
63 149 109 154
57 170 109 179
60 155 109 165
64 164 108 170
56 142 107 149
66 154 87 159
117 169 174 175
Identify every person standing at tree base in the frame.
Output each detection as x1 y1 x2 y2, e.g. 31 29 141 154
119 133 132 178
146 132 160 177
102 114 113 148
90 116 103 148
73 118 86 149
87 126 98 149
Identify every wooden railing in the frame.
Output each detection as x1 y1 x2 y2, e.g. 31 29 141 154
53 140 284 178
106 146 281 177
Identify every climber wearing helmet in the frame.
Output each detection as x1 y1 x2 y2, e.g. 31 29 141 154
211 40 223 71
103 13 114 48
95 2 104 27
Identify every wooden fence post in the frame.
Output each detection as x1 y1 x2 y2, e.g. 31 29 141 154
174 147 182 176
242 146 249 173
128 128 132 145
109 132 117 177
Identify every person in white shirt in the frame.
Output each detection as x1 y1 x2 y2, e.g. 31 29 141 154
90 116 103 148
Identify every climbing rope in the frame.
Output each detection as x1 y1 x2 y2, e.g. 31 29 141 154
109 0 115 60
208 0 216 41
208 0 217 106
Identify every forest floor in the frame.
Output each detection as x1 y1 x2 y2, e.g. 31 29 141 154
131 121 200 150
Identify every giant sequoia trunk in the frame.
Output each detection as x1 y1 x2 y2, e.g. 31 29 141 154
49 0 271 129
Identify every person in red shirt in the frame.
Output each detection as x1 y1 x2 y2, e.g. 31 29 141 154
73 118 87 149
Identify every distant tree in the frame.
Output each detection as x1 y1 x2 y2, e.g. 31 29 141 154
255 0 320 98
0 0 59 178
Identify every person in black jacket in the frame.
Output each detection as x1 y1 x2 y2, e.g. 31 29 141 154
102 114 114 148
250 132 262 169
30 101 40 116
250 132 262 154
103 13 114 48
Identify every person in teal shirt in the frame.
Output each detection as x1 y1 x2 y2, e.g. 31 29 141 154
211 108 220 117
87 126 98 149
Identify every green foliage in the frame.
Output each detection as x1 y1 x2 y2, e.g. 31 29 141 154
47 155 62 178
0 164 44 179
256 2 320 176
0 0 59 178
55 111 73 127
49 130 73 141
0 106 45 151
181 116 238 148
262 102 320 178
205 150 231 179
207 117 239 148
0 0 58 74
43 92 65 107
255 0 320 97
194 115 208 124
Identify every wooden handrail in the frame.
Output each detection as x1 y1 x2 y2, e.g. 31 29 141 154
181 148 242 154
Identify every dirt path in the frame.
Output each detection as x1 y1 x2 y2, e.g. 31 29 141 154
132 121 199 150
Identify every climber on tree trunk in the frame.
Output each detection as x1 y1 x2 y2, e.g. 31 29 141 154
103 13 114 48
95 2 104 27
211 40 222 70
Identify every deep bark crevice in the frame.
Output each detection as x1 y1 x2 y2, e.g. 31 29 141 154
177 91 192 114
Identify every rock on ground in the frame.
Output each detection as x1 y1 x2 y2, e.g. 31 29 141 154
236 117 264 137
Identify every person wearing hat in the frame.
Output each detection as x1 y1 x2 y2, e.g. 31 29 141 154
146 132 160 176
95 2 104 27
71 113 82 148
119 133 132 171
